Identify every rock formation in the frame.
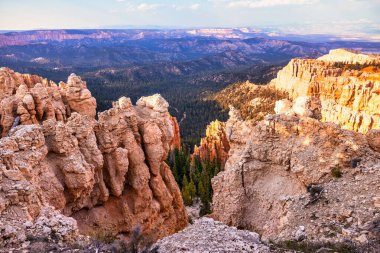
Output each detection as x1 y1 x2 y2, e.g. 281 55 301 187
212 108 380 245
0 67 96 137
192 120 230 166
0 68 187 248
270 49 380 133
210 49 380 248
169 116 181 150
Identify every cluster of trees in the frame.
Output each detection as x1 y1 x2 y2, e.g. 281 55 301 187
167 148 222 216
210 81 288 121
332 61 380 71
84 75 230 150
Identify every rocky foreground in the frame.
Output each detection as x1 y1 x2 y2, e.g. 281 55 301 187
0 68 187 250
154 217 271 253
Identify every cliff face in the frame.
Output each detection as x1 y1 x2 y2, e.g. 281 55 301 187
271 49 380 133
211 50 380 245
0 68 187 247
193 120 230 165
212 112 380 244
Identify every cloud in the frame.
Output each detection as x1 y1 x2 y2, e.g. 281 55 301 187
171 3 201 11
115 0 125 2
210 0 319 8
190 3 201 10
136 3 160 11
267 19 380 38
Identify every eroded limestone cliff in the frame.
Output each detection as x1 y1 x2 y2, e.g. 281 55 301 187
192 120 230 166
271 49 380 133
0 68 187 248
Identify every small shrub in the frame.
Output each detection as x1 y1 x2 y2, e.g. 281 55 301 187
93 229 117 243
331 166 343 178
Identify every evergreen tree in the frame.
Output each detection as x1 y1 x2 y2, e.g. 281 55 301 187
181 175 192 206
188 178 196 201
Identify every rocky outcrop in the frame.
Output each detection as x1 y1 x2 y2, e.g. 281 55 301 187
270 49 380 133
0 68 187 248
193 120 230 166
212 110 380 244
0 67 96 137
154 217 271 253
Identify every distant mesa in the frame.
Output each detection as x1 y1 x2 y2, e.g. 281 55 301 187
318 48 380 64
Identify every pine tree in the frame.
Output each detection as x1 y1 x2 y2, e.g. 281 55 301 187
198 180 206 204
181 175 192 206
188 178 196 201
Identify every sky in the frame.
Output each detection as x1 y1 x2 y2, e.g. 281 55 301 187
0 0 379 38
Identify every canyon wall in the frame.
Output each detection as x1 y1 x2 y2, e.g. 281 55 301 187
270 49 380 133
212 50 380 245
0 68 187 247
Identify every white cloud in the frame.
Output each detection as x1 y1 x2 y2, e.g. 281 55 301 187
267 19 380 39
190 3 201 10
171 3 201 11
115 0 125 2
136 3 160 11
210 0 319 8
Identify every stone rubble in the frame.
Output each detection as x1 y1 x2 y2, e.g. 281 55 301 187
154 217 272 253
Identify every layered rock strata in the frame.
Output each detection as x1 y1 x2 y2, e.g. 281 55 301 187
0 68 187 248
270 49 380 133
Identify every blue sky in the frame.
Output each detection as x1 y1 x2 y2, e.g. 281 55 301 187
1 0 379 38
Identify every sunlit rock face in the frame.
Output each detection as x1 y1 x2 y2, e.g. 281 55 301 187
169 115 181 150
0 69 187 248
0 67 96 137
270 49 380 133
193 120 230 166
